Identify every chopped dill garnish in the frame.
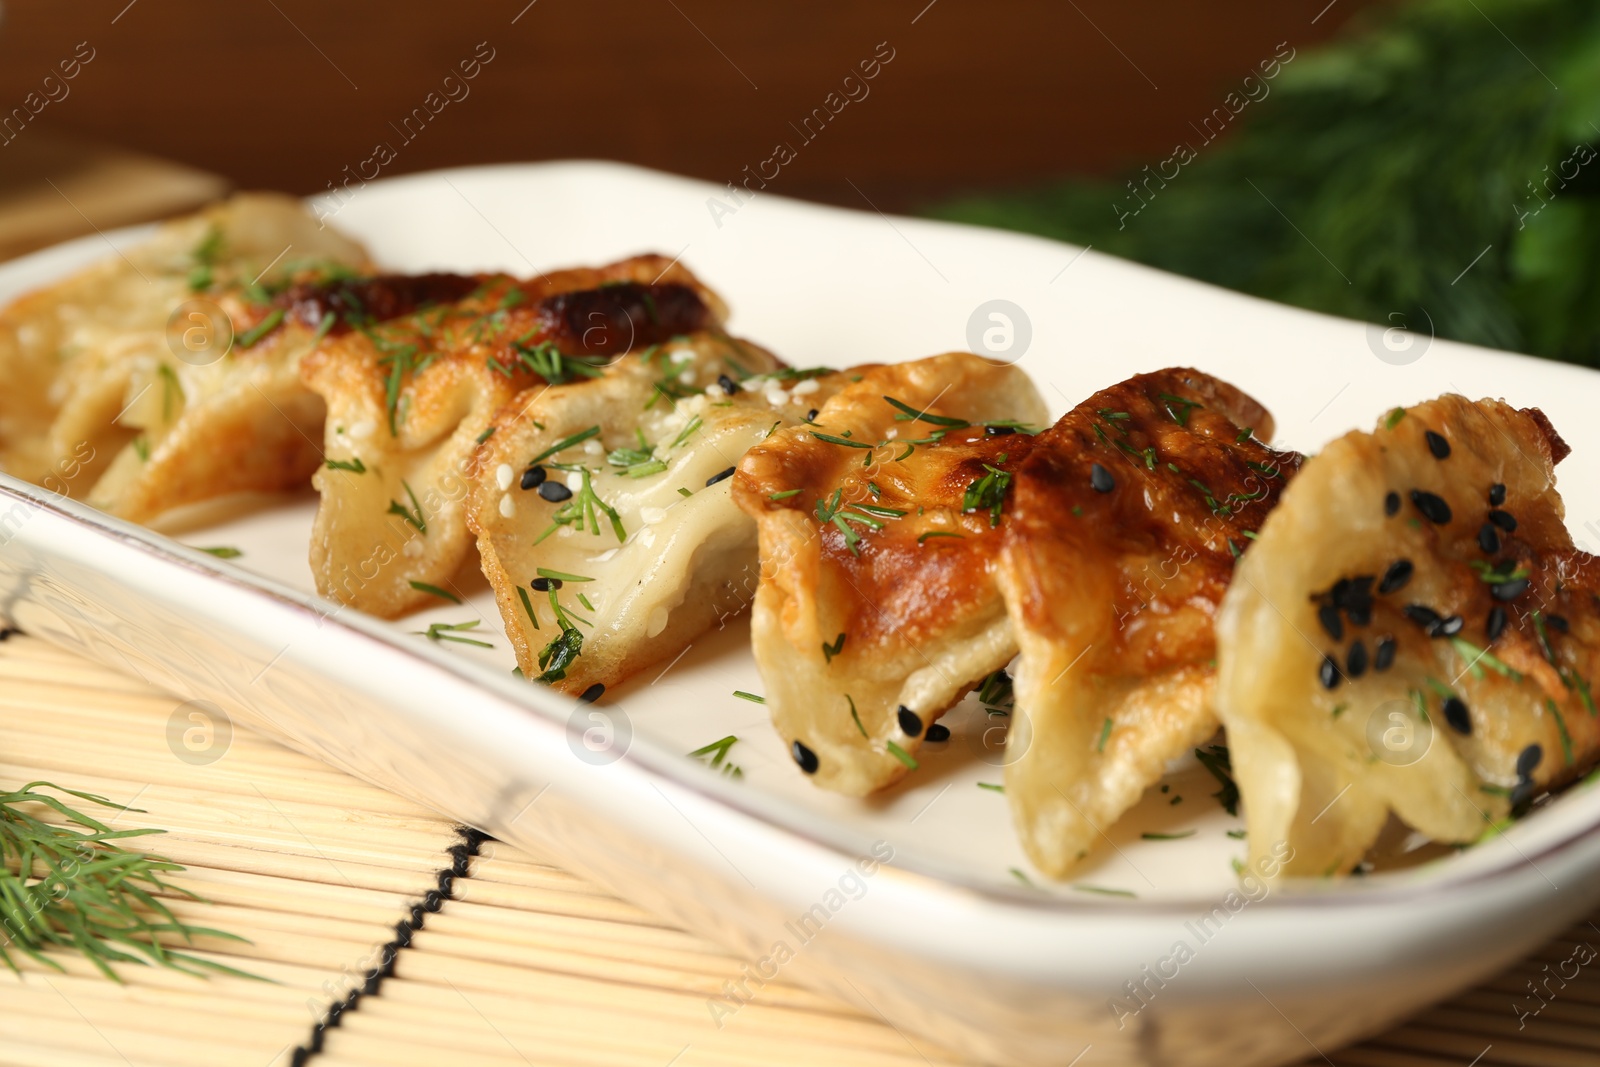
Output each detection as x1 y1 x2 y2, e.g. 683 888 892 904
733 690 766 704
688 735 743 778
917 530 964 544
475 426 496 444
409 580 462 604
1073 884 1136 898
811 430 874 449
325 457 367 473
885 740 919 770
536 568 594 582
1235 426 1253 443
962 463 1013 526
822 632 846 664
768 489 802 501
1549 698 1574 765
535 469 626 544
1141 830 1197 840
416 619 494 648
882 395 971 428
848 694 868 737
237 308 284 348
528 426 601 467
515 586 541 630
671 415 704 449
157 364 181 421
577 592 596 612
1096 717 1113 753
536 625 583 682
1157 392 1201 426
387 479 427 534
1450 637 1524 682
977 781 1005 793
197 546 242 558
1384 407 1407 429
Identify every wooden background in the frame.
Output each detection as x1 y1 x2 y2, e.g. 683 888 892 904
0 0 1378 213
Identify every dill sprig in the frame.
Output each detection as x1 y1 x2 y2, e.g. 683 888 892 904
0 781 259 981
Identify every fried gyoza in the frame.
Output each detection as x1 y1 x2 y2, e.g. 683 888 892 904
0 194 371 521
997 369 1300 877
301 254 732 618
1215 395 1600 878
732 353 1048 795
467 343 833 695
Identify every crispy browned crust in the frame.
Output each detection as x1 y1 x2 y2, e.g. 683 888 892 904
1005 368 1295 660
300 254 737 618
734 353 1049 795
998 367 1300 876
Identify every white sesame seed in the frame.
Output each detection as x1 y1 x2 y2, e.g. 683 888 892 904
499 493 515 518
566 471 584 490
583 439 603 456
791 378 820 396
349 419 375 439
705 383 726 399
678 370 695 385
403 538 424 558
495 463 514 490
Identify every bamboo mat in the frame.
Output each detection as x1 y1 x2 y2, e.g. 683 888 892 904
0 631 1596 1067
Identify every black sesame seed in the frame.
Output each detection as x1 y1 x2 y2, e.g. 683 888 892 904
538 480 573 502
1425 430 1451 459
1489 483 1506 507
706 466 736 487
985 424 1017 437
1318 653 1342 690
1410 489 1453 524
717 374 741 395
1443 696 1471 736
1346 601 1372 627
1487 604 1508 641
1403 604 1441 630
529 577 562 592
1317 604 1344 641
579 683 605 703
1547 614 1570 633
897 706 923 737
1516 743 1543 778
1488 509 1517 532
1384 491 1401 517
1347 640 1368 678
1510 780 1535 816
1491 578 1530 602
805 408 819 422
1478 523 1500 555
791 740 819 774
1090 463 1115 493
1378 560 1414 595
520 465 548 490
925 723 951 743
1434 614 1464 637
1374 635 1397 671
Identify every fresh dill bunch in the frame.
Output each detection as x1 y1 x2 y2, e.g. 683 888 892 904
929 0 1600 367
0 780 260 981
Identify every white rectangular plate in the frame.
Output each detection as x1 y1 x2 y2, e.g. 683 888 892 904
4 162 1600 1067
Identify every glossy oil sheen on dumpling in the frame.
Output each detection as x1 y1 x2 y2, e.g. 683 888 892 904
997 369 1300 878
0 193 370 522
732 353 1048 796
301 254 732 618
467 340 811 695
1215 395 1600 879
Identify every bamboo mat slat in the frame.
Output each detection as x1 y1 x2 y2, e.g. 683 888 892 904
0 632 1597 1067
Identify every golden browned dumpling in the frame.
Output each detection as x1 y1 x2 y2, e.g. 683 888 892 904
0 193 371 521
301 254 733 618
467 342 834 696
732 353 1048 795
1215 395 1600 879
997 369 1300 878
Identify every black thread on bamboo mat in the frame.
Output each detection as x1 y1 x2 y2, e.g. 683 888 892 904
291 825 489 1066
